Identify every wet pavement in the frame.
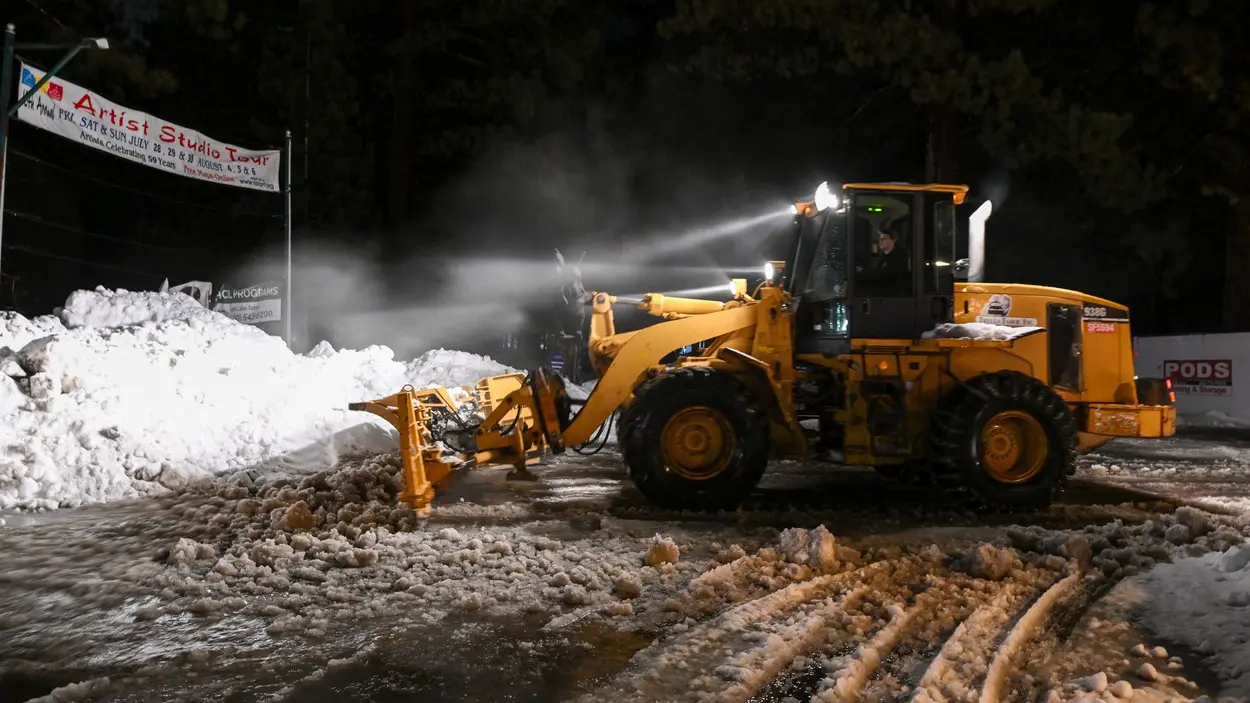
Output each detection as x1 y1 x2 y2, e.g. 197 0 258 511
0 430 1244 702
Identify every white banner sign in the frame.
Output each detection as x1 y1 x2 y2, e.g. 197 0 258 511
16 62 282 192
214 283 283 324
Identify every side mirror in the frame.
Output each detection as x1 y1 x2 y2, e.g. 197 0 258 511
953 258 970 280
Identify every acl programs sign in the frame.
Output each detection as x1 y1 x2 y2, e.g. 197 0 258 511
1163 359 1233 396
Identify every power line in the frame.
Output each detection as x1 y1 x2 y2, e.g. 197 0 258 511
2 244 162 277
19 0 69 30
4 209 217 256
10 149 282 219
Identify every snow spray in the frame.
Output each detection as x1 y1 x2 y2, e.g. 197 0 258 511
618 206 794 264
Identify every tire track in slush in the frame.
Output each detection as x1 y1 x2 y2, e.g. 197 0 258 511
590 555 1078 703
909 579 1042 703
979 569 1082 703
574 560 901 703
808 592 929 702
695 583 874 703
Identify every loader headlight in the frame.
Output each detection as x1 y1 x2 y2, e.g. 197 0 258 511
764 262 776 281
814 181 838 212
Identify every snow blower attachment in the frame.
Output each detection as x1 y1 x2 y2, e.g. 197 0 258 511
347 369 572 510
353 181 1176 514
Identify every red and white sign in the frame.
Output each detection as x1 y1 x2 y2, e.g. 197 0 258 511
1163 359 1233 396
15 62 281 192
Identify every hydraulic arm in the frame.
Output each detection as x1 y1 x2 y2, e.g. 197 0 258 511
349 284 758 510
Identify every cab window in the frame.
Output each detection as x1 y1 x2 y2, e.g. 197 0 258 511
852 194 913 297
927 196 956 294
802 211 848 302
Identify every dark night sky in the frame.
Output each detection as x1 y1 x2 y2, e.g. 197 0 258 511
2 0 1245 358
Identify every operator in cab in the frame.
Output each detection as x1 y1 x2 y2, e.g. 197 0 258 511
857 230 911 295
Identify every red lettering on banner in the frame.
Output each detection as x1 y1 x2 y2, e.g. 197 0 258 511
73 92 96 115
226 147 269 166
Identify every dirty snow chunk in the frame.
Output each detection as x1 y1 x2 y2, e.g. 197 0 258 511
1108 680 1133 698
1136 662 1159 681
1219 544 1250 573
1173 506 1211 537
1163 524 1190 545
645 535 680 566
615 574 643 599
0 286 515 511
778 525 841 575
23 676 111 702
954 543 1022 581
167 538 205 567
1078 672 1109 692
334 548 379 568
922 322 1043 341
279 501 316 532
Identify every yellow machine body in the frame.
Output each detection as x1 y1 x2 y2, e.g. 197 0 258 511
352 182 1176 512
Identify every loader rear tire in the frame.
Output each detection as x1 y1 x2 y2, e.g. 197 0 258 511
620 367 769 510
927 370 1077 512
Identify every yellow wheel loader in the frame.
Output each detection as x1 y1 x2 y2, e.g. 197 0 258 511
351 182 1176 513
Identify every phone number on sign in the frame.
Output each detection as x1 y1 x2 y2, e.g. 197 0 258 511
229 310 279 324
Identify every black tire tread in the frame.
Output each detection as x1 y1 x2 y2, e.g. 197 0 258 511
926 370 1078 512
618 367 770 509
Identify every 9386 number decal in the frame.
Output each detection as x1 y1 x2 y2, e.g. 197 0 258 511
1082 304 1129 323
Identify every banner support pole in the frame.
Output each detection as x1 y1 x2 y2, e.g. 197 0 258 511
284 129 293 348
0 28 107 299
0 24 17 292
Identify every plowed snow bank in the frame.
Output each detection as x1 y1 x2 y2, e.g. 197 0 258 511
0 287 514 511
1133 542 1250 698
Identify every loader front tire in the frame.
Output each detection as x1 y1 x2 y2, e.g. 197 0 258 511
621 367 769 510
927 370 1078 512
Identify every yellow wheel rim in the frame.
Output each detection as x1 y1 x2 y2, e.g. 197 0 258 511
979 410 1048 484
660 406 735 481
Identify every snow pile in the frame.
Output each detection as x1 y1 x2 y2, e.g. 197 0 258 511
1132 542 1250 698
1176 409 1250 429
923 322 1043 341
57 287 221 329
0 287 516 511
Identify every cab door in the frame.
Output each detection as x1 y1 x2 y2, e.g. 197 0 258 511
1047 303 1083 391
847 190 928 340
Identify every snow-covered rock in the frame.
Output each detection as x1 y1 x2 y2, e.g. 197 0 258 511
0 287 516 511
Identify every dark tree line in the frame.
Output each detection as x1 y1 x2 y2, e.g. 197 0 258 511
3 0 1247 335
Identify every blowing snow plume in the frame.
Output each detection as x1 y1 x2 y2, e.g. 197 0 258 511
618 208 794 265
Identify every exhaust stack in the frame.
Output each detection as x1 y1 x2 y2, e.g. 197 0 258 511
966 200 993 283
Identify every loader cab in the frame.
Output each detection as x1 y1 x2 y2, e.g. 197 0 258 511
786 183 965 355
